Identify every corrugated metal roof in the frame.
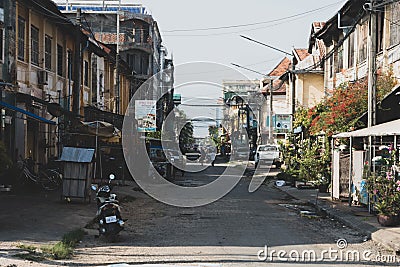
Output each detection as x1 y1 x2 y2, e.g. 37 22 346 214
333 119 400 138
60 147 95 163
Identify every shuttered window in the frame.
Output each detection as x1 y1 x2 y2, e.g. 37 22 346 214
348 33 355 68
358 20 368 63
31 25 39 66
0 27 3 61
389 2 400 47
45 35 52 70
17 17 25 61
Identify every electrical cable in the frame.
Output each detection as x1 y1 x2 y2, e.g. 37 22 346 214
294 7 366 73
30 0 74 24
163 1 344 33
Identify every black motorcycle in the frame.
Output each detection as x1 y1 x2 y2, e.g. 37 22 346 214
91 174 125 239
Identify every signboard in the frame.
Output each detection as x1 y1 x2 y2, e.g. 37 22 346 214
266 114 292 133
173 94 181 105
135 100 157 132
275 114 292 133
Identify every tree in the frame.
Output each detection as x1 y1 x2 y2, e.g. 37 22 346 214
294 69 397 137
208 125 221 148
175 110 195 152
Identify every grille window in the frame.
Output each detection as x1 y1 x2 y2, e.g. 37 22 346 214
31 25 39 66
45 35 52 70
17 17 25 61
57 44 63 76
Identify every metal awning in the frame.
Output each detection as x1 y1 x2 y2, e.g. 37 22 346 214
0 101 56 125
60 147 95 163
333 119 400 138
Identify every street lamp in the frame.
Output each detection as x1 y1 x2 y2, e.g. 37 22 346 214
240 35 296 132
230 63 274 144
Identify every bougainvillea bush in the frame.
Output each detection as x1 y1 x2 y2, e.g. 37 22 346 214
294 69 397 137
283 70 397 183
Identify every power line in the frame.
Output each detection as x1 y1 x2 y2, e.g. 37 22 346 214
231 63 269 77
179 104 225 107
163 16 329 37
163 1 344 33
240 35 292 56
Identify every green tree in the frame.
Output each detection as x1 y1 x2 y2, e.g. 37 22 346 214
208 125 221 148
175 110 195 152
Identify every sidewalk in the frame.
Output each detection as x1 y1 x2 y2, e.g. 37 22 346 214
275 183 400 252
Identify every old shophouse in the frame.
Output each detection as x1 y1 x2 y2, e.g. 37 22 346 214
0 0 135 166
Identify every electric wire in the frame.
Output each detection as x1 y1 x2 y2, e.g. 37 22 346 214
163 1 344 33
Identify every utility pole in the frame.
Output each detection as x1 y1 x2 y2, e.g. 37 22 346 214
269 79 274 144
367 0 377 128
291 52 296 130
230 63 274 144
115 0 121 114
367 0 377 182
1 2 7 142
72 8 82 116
239 35 295 132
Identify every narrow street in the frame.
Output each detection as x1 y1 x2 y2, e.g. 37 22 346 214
0 161 397 266
62 162 391 266
1 1 400 266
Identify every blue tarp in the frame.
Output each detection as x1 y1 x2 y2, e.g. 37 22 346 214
58 6 144 13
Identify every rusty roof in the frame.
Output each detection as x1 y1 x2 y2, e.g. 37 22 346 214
268 57 291 77
294 49 310 61
261 79 287 94
312 22 326 30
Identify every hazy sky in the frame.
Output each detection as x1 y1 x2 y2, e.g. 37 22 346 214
139 0 345 77
136 0 346 136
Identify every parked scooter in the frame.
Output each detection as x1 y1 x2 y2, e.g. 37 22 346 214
91 174 125 239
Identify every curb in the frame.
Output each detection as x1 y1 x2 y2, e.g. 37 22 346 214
306 198 374 240
371 229 400 252
274 185 374 240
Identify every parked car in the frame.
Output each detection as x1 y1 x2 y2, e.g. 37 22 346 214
232 146 250 160
165 149 186 167
185 150 201 161
254 144 282 168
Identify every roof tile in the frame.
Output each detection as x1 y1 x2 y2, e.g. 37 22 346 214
268 57 291 77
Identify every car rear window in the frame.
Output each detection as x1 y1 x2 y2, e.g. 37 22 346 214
258 146 278 151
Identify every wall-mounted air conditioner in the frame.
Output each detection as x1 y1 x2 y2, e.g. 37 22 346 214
38 70 48 85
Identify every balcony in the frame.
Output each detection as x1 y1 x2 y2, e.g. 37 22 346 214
120 41 152 54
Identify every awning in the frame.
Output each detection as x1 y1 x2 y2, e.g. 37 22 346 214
78 121 121 138
60 147 95 163
0 101 56 125
333 119 400 138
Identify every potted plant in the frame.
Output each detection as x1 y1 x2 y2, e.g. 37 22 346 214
0 141 12 188
315 175 330 193
367 171 400 226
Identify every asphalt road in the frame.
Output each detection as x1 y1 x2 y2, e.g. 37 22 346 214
0 161 397 266
70 161 396 266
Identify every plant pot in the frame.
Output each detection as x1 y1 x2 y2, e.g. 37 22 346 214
377 214 400 227
318 184 329 193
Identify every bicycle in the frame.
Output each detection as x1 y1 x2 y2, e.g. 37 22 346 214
17 158 63 191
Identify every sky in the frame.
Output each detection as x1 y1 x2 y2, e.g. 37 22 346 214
135 0 347 137
138 0 345 77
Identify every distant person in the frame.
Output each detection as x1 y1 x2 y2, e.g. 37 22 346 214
199 147 206 165
209 148 216 167
221 144 226 157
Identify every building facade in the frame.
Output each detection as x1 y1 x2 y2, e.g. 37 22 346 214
0 0 173 168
